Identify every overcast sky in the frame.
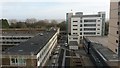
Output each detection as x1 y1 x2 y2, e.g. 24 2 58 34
0 0 110 20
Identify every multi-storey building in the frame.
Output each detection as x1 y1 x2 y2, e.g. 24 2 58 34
108 0 120 55
66 12 105 49
0 29 43 51
2 28 59 68
81 1 120 67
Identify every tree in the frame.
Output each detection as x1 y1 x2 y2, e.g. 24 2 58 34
57 21 66 31
0 19 9 29
15 22 27 28
9 23 16 28
25 18 37 23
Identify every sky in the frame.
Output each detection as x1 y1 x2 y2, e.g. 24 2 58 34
0 0 110 20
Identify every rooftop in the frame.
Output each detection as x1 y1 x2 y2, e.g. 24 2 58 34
69 41 78 46
87 36 108 47
1 29 44 36
87 36 119 61
3 30 56 55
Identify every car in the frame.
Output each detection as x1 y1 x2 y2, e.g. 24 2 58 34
64 43 68 46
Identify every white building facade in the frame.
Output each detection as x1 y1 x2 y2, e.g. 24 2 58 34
67 12 105 49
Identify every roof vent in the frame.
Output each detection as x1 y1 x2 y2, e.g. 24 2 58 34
18 50 23 52
31 43 34 45
39 33 43 36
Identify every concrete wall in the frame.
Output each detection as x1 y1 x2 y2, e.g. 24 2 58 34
66 13 73 34
108 1 119 54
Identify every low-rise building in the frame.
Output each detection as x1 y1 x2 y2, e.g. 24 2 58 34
1 29 43 51
1 29 59 68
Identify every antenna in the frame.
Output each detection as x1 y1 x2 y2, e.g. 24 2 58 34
70 9 73 13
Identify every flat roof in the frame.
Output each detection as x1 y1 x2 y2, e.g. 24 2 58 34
1 29 44 36
87 36 119 61
87 36 108 47
3 30 56 55
69 41 78 46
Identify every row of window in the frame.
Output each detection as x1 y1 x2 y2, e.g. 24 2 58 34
1 37 31 39
84 24 96 27
11 57 26 65
73 28 100 31
73 24 100 27
1 42 20 44
72 32 100 35
80 32 97 35
84 32 96 35
84 19 96 22
73 19 101 23
84 28 96 31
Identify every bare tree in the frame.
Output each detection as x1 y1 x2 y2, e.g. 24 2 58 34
25 18 37 23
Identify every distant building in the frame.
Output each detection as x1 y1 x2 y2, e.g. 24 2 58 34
1 29 43 51
2 28 59 68
108 0 120 54
66 12 105 49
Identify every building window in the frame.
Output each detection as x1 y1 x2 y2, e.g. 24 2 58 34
80 36 82 39
116 40 118 43
117 31 119 34
73 21 78 22
98 20 101 22
80 29 82 31
11 57 25 65
73 29 77 30
11 58 17 64
73 38 78 40
97 24 100 26
118 12 120 15
115 49 117 52
84 28 96 31
80 24 82 27
97 28 100 30
73 25 77 26
84 19 96 22
80 32 82 35
80 20 82 23
84 24 96 27
38 57 40 61
97 33 100 34
73 33 78 35
117 22 119 25
84 32 96 35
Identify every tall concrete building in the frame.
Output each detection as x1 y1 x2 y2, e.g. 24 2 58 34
108 0 120 55
66 12 105 49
